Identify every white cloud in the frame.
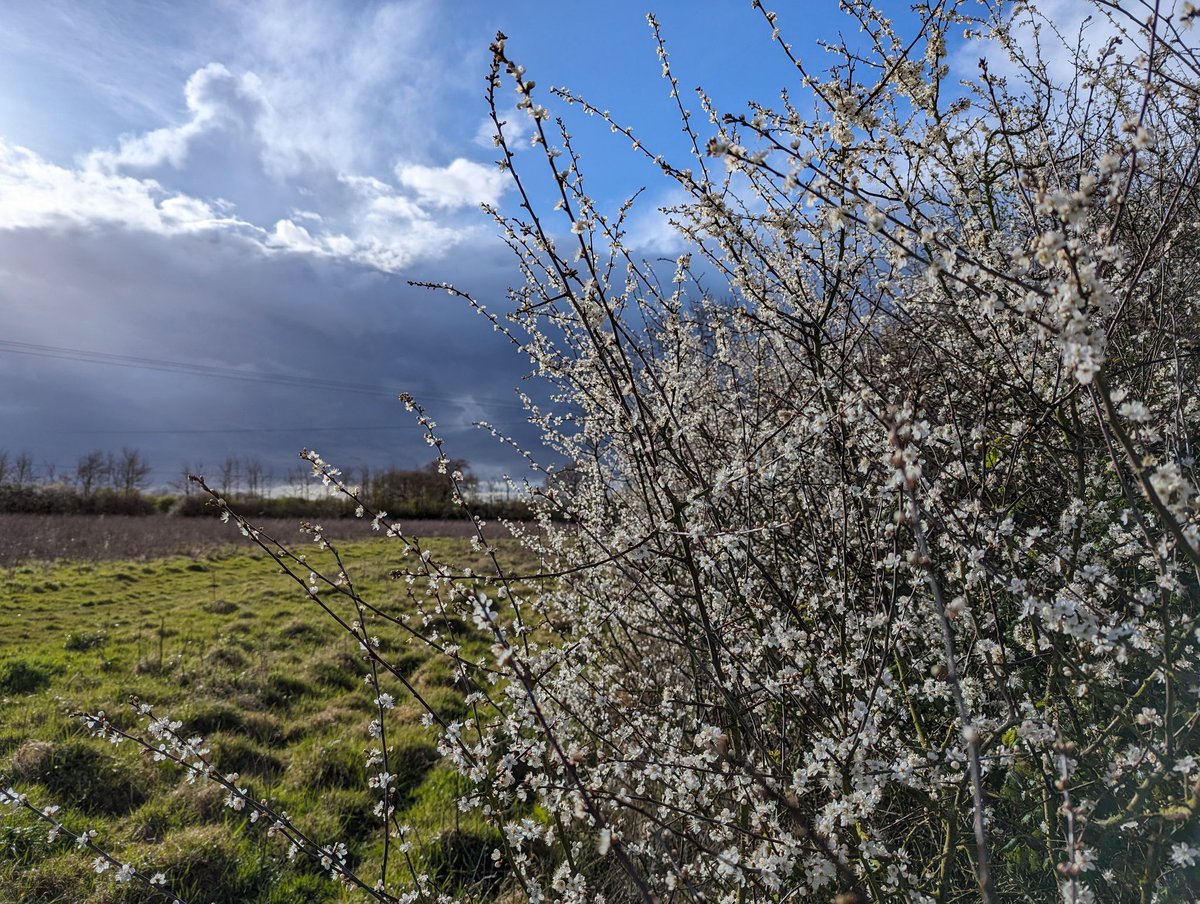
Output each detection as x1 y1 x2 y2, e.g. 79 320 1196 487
158 195 224 229
339 172 428 220
87 63 266 172
269 217 319 252
289 208 324 224
0 139 233 233
473 106 528 152
0 138 486 273
395 158 507 209
225 0 465 178
955 1 1196 87
0 2 508 276
622 186 690 255
339 173 395 197
368 194 429 221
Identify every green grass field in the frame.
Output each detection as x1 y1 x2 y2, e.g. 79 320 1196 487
0 534 531 903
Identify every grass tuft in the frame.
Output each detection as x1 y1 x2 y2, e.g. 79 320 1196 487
154 825 262 902
10 739 148 816
423 827 505 894
208 732 285 781
63 631 107 652
0 658 58 695
285 736 363 791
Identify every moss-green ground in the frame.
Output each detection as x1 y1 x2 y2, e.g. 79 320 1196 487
0 536 530 903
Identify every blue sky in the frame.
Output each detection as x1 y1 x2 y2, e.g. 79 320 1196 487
0 0 1095 487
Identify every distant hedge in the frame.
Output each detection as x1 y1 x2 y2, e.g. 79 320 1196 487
168 492 532 521
0 485 166 516
0 484 531 521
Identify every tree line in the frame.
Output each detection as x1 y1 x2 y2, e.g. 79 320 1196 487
0 447 159 515
0 447 151 495
0 448 530 519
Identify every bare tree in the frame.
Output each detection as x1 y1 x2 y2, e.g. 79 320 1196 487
245 457 264 502
286 464 310 500
218 456 241 497
113 447 151 496
104 451 118 490
13 451 33 487
75 450 108 496
171 460 202 496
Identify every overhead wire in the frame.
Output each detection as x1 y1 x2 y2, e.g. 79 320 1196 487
43 424 523 436
0 339 529 409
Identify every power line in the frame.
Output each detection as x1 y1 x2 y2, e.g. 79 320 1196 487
44 423 526 436
0 339 529 408
0 338 391 396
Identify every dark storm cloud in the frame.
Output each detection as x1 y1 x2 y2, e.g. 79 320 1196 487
0 224 551 486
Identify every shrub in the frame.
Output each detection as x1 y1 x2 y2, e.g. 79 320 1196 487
377 3 1200 899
